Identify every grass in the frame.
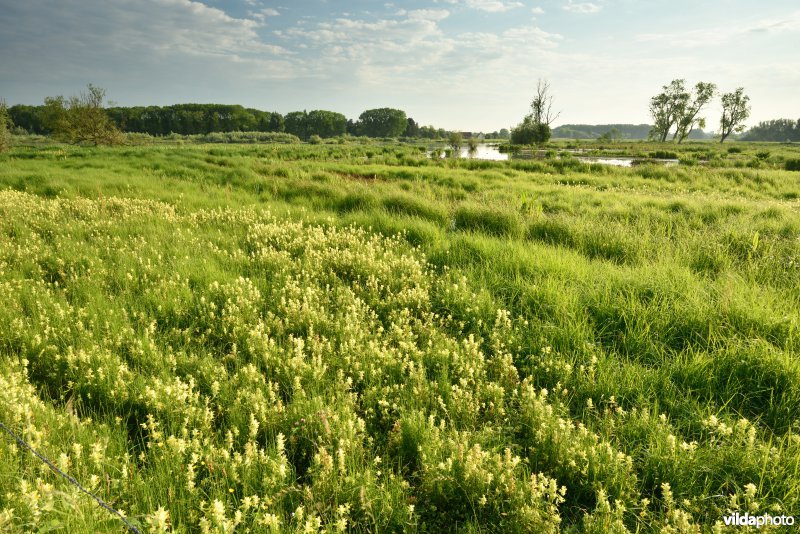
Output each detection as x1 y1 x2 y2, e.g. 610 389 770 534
0 138 799 532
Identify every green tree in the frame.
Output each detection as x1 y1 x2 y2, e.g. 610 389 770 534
719 88 751 143
284 111 309 140
404 117 420 137
357 108 407 138
306 110 347 138
0 99 11 152
511 79 557 146
597 127 622 143
467 137 479 157
448 132 463 155
742 119 800 142
44 84 123 145
649 79 689 142
673 82 716 143
511 119 550 145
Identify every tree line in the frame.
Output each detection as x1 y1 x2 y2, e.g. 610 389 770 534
5 87 452 143
742 119 800 143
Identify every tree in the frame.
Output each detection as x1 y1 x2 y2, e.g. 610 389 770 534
511 119 550 145
404 117 420 137
649 79 689 142
719 88 751 143
467 137 479 157
597 127 622 143
648 79 716 143
529 79 560 126
511 79 557 146
306 110 347 138
743 119 800 142
357 108 407 138
448 132 463 154
44 84 123 145
673 82 716 143
284 111 309 139
0 99 11 152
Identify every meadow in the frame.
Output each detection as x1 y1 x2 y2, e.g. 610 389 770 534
1 138 799 532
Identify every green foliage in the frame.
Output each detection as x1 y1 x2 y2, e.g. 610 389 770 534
448 132 463 153
511 119 551 145
357 108 408 138
42 85 123 146
719 88 751 143
785 159 800 171
0 100 10 153
650 150 678 159
649 79 716 143
743 118 800 142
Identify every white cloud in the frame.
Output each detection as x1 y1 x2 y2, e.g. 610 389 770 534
408 9 451 21
562 1 602 14
531 7 545 15
436 0 524 13
0 0 294 88
636 10 800 47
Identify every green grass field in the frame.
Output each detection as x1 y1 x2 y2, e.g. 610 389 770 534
1 140 799 532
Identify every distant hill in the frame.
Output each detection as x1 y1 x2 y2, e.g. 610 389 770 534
552 124 712 140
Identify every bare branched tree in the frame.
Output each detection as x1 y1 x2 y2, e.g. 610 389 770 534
530 79 561 126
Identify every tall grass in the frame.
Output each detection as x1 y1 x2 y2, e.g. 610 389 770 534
1 140 799 531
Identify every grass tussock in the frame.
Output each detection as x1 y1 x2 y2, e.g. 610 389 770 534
1 139 800 532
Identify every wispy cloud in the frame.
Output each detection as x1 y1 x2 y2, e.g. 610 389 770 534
562 1 602 14
636 9 800 47
437 0 524 13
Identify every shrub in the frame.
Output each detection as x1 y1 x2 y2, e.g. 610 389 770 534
785 159 800 171
651 150 678 159
511 119 551 145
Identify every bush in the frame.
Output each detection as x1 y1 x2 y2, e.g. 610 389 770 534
511 119 551 145
785 159 800 171
651 150 678 159
190 131 300 144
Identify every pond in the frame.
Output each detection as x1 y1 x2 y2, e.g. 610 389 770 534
431 144 679 167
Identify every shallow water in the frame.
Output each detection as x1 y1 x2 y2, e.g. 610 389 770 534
432 144 679 167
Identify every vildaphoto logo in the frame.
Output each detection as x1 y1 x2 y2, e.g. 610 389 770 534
723 512 795 528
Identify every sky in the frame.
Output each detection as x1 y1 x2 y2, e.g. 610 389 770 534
0 0 798 132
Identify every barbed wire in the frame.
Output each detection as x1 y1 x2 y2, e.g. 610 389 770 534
0 421 142 534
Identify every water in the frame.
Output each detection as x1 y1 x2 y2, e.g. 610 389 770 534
459 144 509 161
431 144 678 167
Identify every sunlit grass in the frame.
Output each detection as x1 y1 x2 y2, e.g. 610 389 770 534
1 140 799 532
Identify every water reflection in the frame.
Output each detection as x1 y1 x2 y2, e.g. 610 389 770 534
430 144 678 167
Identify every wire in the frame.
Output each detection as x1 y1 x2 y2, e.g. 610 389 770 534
0 421 141 534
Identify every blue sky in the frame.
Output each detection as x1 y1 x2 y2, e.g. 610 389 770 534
0 0 798 131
